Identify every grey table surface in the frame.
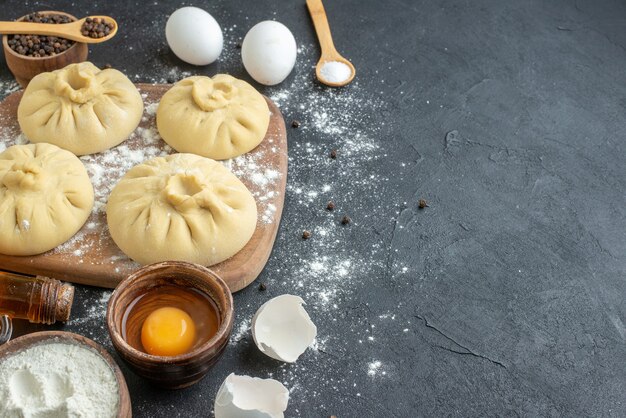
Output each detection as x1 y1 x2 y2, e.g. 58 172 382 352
3 0 626 416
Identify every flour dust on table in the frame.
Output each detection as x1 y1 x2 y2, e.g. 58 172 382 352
65 290 113 347
221 42 396 413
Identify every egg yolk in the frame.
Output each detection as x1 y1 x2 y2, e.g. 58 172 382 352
141 307 196 356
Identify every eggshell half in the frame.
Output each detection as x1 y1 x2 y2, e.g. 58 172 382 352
251 294 317 363
214 373 289 418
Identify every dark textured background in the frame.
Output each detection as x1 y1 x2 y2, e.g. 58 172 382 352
4 0 626 416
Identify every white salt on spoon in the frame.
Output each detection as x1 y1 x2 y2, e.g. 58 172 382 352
307 0 356 87
320 61 353 84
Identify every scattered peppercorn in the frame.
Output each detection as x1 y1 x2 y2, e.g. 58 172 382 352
80 17 114 39
329 149 337 159
7 12 74 57
302 230 311 239
258 282 267 291
418 199 429 209
235 42 242 49
341 215 351 225
291 120 301 128
326 201 335 211
104 63 112 69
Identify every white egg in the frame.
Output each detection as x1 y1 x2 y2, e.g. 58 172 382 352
166 7 223 66
242 21 297 86
251 294 317 363
214 373 289 418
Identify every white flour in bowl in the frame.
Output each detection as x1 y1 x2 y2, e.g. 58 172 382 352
0 341 119 417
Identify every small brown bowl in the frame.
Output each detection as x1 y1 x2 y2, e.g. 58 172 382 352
107 261 234 389
0 331 131 417
2 11 89 87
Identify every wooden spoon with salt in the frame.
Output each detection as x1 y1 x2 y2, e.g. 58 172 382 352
306 0 356 87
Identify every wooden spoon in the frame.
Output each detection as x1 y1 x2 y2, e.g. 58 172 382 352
0 15 118 44
306 0 356 87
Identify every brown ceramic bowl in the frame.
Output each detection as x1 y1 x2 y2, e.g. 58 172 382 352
106 261 234 389
2 11 88 87
0 331 132 417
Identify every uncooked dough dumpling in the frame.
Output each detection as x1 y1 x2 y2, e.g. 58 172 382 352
157 74 269 160
18 62 143 156
107 153 257 266
0 143 94 256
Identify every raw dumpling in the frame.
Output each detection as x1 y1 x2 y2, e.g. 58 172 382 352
156 74 269 160
17 62 143 156
0 143 94 256
106 153 257 266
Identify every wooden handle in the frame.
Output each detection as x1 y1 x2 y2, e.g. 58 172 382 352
0 21 81 38
306 0 338 58
0 16 117 44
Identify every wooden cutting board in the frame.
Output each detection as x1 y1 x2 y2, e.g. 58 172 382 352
0 84 287 292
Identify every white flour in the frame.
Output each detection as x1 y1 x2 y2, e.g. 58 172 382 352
261 46 388 314
229 318 251 344
0 341 119 417
367 360 386 377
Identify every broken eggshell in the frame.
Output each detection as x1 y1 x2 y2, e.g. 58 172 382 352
251 294 317 363
214 373 289 418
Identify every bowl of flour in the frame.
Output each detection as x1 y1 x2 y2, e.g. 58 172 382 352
0 331 131 417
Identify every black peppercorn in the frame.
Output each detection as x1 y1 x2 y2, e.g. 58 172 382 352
341 215 351 225
291 120 301 128
8 12 75 57
80 17 115 39
418 199 429 209
326 201 335 211
302 230 311 239
329 149 337 159
259 282 267 291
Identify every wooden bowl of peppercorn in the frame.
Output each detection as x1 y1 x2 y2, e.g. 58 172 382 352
2 11 88 87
